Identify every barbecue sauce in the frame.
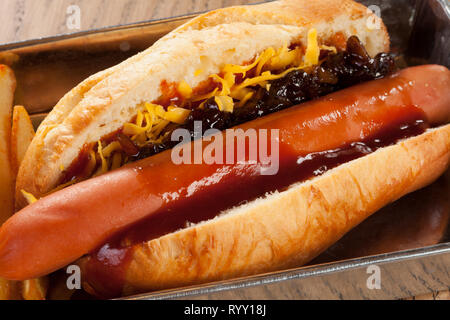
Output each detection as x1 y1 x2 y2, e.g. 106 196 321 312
83 106 428 298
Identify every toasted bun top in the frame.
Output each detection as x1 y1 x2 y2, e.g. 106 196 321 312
16 0 389 208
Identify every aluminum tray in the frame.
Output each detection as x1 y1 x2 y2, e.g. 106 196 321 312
0 0 448 300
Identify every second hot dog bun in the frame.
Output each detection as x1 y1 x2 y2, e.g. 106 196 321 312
16 0 389 208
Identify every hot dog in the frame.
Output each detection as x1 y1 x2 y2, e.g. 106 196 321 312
1 0 449 299
1 64 450 294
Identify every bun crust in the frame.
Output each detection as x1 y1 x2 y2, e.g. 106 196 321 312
16 0 389 208
89 125 448 296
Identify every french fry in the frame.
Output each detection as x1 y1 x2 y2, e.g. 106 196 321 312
0 278 21 300
0 64 20 300
9 105 48 300
0 64 15 225
0 52 19 66
11 105 35 175
21 278 48 300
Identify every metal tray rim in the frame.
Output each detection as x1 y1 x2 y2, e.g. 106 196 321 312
125 243 450 300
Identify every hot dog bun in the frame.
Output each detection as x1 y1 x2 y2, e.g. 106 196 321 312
77 123 450 297
15 0 389 208
312 173 450 263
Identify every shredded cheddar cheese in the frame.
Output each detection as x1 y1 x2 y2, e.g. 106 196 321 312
320 44 337 54
268 45 301 71
304 28 320 67
238 90 255 107
222 55 261 77
96 141 108 176
102 141 121 157
214 95 234 113
192 87 219 102
91 29 335 177
165 106 191 124
21 190 38 204
210 73 234 96
177 80 193 98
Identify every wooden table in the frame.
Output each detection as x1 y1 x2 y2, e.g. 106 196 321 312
0 0 448 300
0 0 265 44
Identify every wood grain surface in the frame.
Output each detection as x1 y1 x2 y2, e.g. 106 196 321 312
0 0 266 44
0 0 448 300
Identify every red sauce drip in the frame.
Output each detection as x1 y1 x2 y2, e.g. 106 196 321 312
326 32 347 52
60 144 92 185
60 129 125 185
83 107 428 298
155 80 184 107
